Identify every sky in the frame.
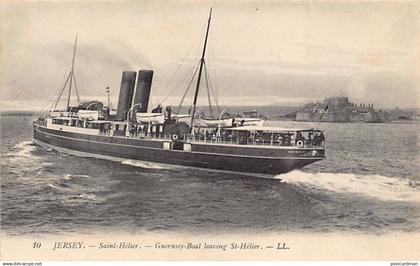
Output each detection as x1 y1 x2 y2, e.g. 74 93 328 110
0 0 419 111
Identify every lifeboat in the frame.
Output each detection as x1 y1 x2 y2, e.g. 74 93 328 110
172 114 190 123
136 113 165 124
78 110 99 120
235 117 265 127
198 117 234 127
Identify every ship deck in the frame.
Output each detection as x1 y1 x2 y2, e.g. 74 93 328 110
33 123 325 175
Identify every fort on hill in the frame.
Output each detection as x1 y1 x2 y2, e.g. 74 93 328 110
296 97 413 123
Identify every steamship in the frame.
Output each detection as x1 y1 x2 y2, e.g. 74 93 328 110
33 9 325 175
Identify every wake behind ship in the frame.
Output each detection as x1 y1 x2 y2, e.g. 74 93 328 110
33 9 325 175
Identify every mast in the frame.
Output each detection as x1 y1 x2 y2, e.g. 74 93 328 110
106 86 110 108
190 8 212 132
66 35 78 111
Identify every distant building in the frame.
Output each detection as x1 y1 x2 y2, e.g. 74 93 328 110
388 106 415 121
296 97 387 122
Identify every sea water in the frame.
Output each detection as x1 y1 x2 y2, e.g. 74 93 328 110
1 115 419 235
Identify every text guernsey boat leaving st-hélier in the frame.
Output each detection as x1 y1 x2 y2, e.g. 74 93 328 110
33 9 325 176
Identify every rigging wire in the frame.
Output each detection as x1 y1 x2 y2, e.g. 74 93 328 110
158 62 199 106
72 72 80 104
156 21 207 106
35 94 55 118
52 72 72 110
204 61 220 115
208 73 220 114
36 94 53 116
203 62 214 118
208 30 220 110
176 61 200 114
46 36 80 114
35 72 69 118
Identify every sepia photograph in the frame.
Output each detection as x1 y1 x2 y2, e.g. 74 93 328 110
1 0 419 263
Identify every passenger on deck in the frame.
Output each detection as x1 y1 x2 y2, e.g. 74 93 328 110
313 132 325 146
130 125 136 137
276 135 284 146
319 132 325 146
308 132 313 141
308 131 314 147
152 104 163 113
296 131 304 141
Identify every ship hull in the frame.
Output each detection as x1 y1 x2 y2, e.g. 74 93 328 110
33 125 323 175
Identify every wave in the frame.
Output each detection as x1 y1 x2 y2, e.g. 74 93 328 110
3 141 49 174
47 183 62 191
55 193 105 206
63 174 90 180
7 141 36 158
47 181 72 191
76 193 100 201
121 159 168 170
276 171 420 203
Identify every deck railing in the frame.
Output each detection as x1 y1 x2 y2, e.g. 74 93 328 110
183 134 324 148
33 119 47 127
35 118 324 148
